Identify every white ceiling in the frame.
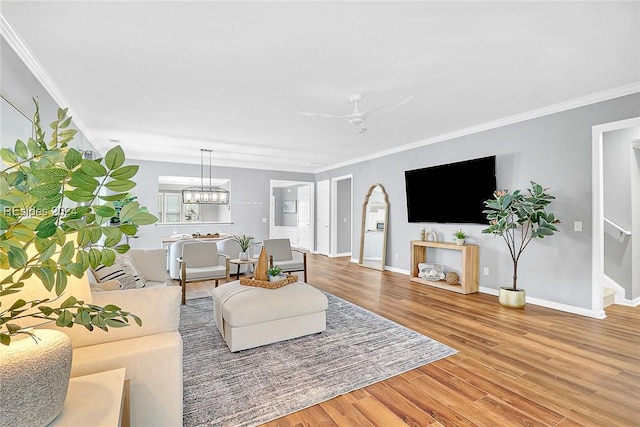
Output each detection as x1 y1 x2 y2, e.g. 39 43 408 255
2 1 639 173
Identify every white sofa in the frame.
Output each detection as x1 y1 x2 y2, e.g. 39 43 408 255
39 248 183 427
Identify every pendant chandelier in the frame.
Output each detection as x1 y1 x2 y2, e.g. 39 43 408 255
182 149 230 204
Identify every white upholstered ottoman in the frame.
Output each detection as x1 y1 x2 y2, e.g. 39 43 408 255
212 281 328 352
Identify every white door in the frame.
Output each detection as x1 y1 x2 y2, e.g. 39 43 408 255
297 185 312 251
316 180 330 255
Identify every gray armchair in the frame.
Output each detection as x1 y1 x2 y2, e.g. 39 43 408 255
170 240 230 304
262 238 308 283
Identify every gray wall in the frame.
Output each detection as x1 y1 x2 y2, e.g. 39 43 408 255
273 185 301 227
1 39 96 154
317 93 640 310
132 159 312 248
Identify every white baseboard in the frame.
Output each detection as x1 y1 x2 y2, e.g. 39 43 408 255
478 286 607 319
384 266 409 275
311 252 350 258
328 252 351 258
348 264 609 318
616 296 640 307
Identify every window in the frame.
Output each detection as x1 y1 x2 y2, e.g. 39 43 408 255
157 192 205 223
157 176 232 224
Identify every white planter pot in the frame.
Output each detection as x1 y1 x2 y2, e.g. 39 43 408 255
455 238 466 246
498 287 526 308
0 329 73 427
239 251 249 261
269 274 285 282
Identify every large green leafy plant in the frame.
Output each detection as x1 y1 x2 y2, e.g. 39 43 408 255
0 99 157 345
482 181 560 291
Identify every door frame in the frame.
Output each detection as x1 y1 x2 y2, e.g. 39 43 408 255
269 179 315 251
591 116 640 315
315 179 330 255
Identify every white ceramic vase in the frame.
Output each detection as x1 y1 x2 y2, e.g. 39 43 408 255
0 329 73 427
239 251 249 261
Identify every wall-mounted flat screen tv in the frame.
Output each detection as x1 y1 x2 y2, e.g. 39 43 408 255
405 155 496 224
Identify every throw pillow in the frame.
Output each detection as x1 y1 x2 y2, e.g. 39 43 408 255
91 255 145 289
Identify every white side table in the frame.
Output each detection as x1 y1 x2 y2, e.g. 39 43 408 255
229 258 259 280
49 368 129 427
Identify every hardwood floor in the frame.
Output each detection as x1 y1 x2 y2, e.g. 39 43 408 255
191 254 640 427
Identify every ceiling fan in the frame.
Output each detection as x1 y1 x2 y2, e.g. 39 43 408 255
300 94 414 133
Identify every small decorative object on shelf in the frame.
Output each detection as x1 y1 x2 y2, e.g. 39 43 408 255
445 272 460 285
417 263 445 281
420 227 426 241
453 229 467 245
425 231 438 242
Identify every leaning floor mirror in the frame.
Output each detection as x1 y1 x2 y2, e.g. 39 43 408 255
359 183 389 271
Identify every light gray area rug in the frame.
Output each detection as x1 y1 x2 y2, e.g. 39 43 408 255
180 292 457 427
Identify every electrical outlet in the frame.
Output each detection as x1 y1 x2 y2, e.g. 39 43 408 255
395 253 399 260
483 267 490 276
262 218 267 223
574 221 582 232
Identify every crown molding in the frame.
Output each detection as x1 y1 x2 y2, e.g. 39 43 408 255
318 82 640 173
0 13 94 143
3 10 637 173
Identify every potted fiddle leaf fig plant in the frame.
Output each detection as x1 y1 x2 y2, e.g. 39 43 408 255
1 98 156 344
482 181 560 308
1 98 158 426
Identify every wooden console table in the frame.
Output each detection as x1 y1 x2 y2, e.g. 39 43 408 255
410 240 479 294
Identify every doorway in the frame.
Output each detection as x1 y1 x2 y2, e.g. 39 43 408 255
269 180 315 252
591 117 640 314
331 175 353 257
316 180 330 255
